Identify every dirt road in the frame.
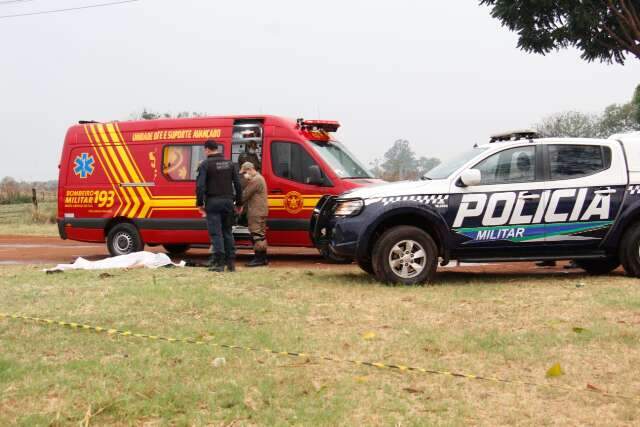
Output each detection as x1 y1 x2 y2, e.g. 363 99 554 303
0 235 331 268
0 234 615 276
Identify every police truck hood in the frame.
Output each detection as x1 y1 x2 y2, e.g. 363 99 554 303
340 179 449 200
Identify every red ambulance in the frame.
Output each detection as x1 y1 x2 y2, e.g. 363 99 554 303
57 115 381 261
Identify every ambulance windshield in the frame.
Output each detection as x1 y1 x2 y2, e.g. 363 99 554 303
310 140 373 179
423 147 488 180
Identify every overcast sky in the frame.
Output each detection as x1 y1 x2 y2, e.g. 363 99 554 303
1 0 639 181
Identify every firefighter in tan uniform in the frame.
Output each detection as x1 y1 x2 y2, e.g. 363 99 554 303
239 162 269 267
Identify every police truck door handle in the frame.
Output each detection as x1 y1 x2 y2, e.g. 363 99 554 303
271 189 283 194
518 192 539 200
594 187 615 195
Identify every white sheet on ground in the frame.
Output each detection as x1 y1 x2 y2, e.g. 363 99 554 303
45 251 186 272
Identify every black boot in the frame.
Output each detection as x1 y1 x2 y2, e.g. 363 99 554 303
246 250 268 267
208 253 225 272
206 254 216 268
226 257 236 272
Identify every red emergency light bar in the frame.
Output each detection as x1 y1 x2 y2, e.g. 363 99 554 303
296 118 341 133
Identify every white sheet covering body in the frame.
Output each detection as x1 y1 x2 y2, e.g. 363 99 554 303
46 251 186 272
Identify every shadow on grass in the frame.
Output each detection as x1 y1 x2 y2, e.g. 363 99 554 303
319 268 626 288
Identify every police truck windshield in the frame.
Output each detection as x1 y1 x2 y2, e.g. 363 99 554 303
423 147 488 180
310 141 373 179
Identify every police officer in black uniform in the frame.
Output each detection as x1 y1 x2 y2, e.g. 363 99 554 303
196 140 242 272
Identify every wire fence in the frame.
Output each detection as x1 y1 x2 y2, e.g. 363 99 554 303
0 191 56 204
0 190 57 225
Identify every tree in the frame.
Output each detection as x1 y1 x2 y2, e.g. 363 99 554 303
480 0 640 64
598 102 638 136
376 140 441 181
369 158 384 179
633 84 640 125
534 111 600 138
0 177 19 203
535 107 638 138
416 156 441 177
534 84 640 137
380 139 417 181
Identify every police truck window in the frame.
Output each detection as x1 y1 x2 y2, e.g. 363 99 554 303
473 146 536 185
548 145 610 180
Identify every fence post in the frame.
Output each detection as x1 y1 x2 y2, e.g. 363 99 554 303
32 188 38 211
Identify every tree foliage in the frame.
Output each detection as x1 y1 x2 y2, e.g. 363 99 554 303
600 102 638 135
633 84 640 124
0 177 57 204
534 85 640 137
380 140 415 181
535 111 600 138
480 0 640 64
372 139 440 181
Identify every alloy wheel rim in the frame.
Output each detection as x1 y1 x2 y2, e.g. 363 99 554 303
388 240 426 279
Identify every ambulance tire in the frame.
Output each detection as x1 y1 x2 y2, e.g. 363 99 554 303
163 244 190 255
371 226 437 285
319 247 353 264
619 222 640 277
107 223 144 257
573 258 620 275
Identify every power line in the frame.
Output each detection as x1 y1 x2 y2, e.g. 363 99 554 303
0 0 140 19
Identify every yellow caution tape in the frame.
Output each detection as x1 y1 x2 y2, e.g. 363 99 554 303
1 312 637 402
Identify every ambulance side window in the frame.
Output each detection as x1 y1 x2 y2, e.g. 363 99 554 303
163 144 222 181
271 141 324 184
474 146 537 185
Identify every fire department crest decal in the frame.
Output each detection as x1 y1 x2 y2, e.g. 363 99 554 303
284 191 304 214
73 153 95 179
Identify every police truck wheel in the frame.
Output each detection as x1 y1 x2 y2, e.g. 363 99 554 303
319 247 353 264
163 244 190 255
356 257 375 276
371 226 437 285
619 222 640 277
573 258 620 275
107 223 143 257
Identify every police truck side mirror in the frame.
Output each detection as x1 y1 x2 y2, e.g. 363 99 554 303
307 165 324 186
459 169 481 187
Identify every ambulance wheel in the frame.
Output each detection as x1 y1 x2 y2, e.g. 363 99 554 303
371 226 438 285
619 222 640 277
163 244 190 255
573 258 620 275
107 223 143 257
319 247 353 264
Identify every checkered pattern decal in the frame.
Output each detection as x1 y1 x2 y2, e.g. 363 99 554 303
628 185 640 195
381 194 449 207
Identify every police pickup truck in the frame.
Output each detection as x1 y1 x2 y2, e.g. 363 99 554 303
311 131 640 284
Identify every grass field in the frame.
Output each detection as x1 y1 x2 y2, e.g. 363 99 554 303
1 266 639 426
0 203 57 236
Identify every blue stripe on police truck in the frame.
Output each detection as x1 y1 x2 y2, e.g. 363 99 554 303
454 220 614 243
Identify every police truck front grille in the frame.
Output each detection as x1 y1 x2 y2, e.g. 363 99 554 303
310 196 338 246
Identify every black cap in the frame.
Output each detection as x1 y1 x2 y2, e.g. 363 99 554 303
204 140 219 150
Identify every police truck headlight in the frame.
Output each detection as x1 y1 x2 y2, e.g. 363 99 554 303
334 199 364 217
